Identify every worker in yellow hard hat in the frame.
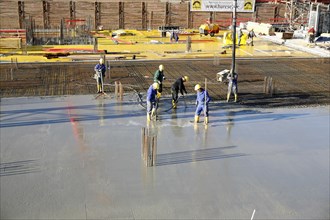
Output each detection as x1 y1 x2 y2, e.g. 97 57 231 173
194 84 210 125
94 58 106 93
146 82 159 121
171 76 189 109
153 64 166 95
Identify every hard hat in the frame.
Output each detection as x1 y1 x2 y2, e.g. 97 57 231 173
194 84 201 91
183 76 189 82
152 82 159 90
159 64 164 71
99 58 104 64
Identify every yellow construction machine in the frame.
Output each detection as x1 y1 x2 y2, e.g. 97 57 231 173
199 23 220 37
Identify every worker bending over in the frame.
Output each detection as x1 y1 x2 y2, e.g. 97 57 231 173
154 64 166 94
194 84 210 125
171 76 188 109
147 83 160 121
94 58 106 93
227 71 238 102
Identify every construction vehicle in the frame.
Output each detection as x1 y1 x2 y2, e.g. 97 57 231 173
199 23 220 37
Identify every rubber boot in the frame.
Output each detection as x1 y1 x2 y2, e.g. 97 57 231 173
234 94 238 102
226 93 230 102
204 116 209 125
147 113 151 122
172 100 177 109
194 115 200 123
151 108 156 120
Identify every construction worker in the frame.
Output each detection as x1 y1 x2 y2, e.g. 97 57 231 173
247 29 256 46
307 26 315 43
94 58 106 93
237 28 243 46
147 82 159 121
227 71 238 102
171 76 188 109
194 84 210 125
154 64 166 94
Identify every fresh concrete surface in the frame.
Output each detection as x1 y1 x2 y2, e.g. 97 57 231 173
0 95 329 219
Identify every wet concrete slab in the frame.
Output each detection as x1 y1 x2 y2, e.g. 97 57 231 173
0 95 329 219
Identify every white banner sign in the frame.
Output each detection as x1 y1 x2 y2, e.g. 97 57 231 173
191 0 255 12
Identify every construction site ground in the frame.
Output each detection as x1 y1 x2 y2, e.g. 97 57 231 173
0 30 329 219
0 29 329 107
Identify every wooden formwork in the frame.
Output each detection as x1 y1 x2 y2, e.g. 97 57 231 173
0 0 286 30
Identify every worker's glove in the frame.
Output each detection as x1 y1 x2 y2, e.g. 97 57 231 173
156 92 161 99
195 101 198 107
163 76 166 80
157 80 161 84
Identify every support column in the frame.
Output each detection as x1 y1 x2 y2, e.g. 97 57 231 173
42 1 50 29
142 2 147 30
187 2 192 29
95 2 101 29
119 2 124 29
70 1 76 22
18 1 25 29
165 2 170 26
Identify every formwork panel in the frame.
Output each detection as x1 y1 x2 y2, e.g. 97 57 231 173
170 3 189 28
0 0 19 29
192 12 210 29
23 1 43 27
49 2 70 27
147 2 166 29
124 2 143 29
99 2 120 30
75 1 95 29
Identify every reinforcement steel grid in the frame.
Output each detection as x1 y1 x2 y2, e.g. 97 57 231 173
0 58 329 107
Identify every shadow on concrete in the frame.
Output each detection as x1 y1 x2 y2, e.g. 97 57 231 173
0 159 41 177
156 146 246 166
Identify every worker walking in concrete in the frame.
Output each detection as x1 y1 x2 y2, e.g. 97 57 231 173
194 84 210 125
247 29 256 46
237 28 243 46
154 64 166 94
147 82 160 121
226 71 238 102
94 58 106 93
171 76 189 109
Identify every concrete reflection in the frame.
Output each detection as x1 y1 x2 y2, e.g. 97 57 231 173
141 122 158 167
97 99 105 126
194 122 209 148
226 111 235 140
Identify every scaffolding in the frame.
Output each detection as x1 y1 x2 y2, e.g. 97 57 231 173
280 0 329 32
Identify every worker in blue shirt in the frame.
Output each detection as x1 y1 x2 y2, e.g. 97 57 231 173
147 82 159 121
94 58 106 93
194 84 210 125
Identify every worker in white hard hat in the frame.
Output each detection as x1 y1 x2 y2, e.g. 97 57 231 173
153 64 166 95
194 84 210 125
171 76 189 109
146 82 160 121
226 70 238 102
94 58 106 93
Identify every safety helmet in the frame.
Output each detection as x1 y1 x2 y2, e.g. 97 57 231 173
159 64 164 71
194 84 201 91
183 76 189 82
99 58 104 64
152 82 159 90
